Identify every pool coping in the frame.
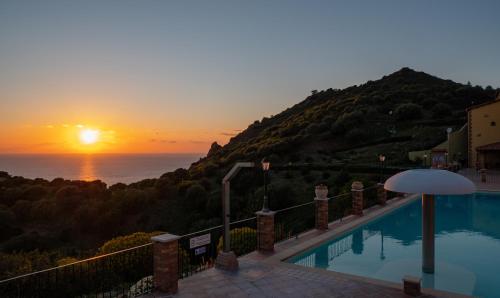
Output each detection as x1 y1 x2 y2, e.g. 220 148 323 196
248 194 472 298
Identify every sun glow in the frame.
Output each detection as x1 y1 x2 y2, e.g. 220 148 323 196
79 129 100 145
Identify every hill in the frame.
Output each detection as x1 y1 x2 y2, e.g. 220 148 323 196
190 67 497 174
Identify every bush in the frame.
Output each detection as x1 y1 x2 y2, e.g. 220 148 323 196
432 103 451 118
99 231 163 254
394 103 423 121
216 227 256 256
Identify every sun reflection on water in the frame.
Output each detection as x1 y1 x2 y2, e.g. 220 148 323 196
79 155 96 181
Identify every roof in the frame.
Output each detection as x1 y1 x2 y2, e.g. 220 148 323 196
466 99 500 112
476 142 500 151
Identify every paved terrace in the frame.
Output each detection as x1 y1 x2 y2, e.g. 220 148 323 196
146 196 469 298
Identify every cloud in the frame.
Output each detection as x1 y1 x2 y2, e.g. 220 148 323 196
150 139 176 144
220 129 242 137
189 140 210 144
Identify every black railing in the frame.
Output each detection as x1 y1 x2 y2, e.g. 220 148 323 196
362 185 379 209
327 192 352 222
274 201 315 242
0 243 153 298
178 217 257 279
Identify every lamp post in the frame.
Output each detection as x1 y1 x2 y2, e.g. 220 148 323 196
379 154 386 182
261 158 271 212
423 154 428 168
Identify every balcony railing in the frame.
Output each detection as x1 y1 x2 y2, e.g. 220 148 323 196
0 243 153 298
178 217 257 278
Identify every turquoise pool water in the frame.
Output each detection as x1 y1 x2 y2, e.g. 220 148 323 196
289 192 500 297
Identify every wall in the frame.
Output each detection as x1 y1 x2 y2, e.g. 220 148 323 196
468 101 500 167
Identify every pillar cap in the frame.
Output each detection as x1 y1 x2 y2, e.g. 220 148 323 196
255 210 276 216
151 233 180 243
351 181 364 191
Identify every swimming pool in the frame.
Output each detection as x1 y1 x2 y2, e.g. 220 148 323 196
289 192 500 297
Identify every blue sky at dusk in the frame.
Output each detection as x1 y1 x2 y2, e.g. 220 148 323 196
1 0 499 153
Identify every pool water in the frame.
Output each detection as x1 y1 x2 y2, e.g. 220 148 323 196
289 192 500 297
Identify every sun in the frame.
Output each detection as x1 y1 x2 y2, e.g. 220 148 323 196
79 129 100 145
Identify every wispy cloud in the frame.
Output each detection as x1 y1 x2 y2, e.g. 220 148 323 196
150 139 176 144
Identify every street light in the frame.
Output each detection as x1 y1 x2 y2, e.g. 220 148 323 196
423 154 428 168
379 154 386 182
261 158 271 212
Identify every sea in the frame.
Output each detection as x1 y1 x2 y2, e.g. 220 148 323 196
0 154 202 185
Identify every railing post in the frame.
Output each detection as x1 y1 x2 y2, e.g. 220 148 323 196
352 181 364 216
314 184 329 230
377 183 387 205
151 233 180 294
256 210 276 253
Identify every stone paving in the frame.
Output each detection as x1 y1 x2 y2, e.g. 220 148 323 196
148 258 421 298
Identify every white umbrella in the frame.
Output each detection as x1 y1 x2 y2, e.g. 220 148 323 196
385 169 475 273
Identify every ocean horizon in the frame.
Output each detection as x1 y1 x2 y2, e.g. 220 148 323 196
0 153 203 185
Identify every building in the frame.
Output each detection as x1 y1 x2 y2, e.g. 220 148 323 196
409 96 500 169
468 98 500 169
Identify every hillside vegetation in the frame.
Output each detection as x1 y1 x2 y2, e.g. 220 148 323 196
0 68 497 278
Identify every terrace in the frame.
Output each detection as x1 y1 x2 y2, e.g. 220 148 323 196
1 165 499 297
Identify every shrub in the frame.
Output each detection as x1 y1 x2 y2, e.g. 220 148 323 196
99 231 163 254
216 227 256 256
394 103 423 121
432 103 451 118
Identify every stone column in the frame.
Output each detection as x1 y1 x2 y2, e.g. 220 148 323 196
315 185 329 230
256 210 275 252
351 181 364 216
151 233 180 294
377 183 387 205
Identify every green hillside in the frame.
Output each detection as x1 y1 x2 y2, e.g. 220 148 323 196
190 67 496 173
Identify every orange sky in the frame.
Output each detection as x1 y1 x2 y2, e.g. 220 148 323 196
0 122 238 154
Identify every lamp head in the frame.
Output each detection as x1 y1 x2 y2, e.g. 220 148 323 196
261 158 270 171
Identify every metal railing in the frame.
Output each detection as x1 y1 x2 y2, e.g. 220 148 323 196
459 168 500 185
274 201 315 242
178 217 257 279
0 244 153 298
327 192 352 222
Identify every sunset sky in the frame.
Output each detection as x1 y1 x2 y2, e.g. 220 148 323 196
1 0 499 154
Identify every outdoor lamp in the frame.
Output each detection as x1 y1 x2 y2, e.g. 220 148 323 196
384 169 475 274
261 158 270 212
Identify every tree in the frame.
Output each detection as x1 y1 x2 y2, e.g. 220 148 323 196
394 103 423 121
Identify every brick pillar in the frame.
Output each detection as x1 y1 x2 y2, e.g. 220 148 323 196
377 183 387 205
351 181 364 216
315 184 329 230
151 233 180 294
256 211 275 252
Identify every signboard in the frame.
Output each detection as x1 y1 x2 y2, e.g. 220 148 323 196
194 246 206 256
189 233 211 249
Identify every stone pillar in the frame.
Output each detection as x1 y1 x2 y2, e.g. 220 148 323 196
377 183 387 205
151 233 180 294
256 211 275 252
315 185 329 230
351 181 364 216
403 275 422 296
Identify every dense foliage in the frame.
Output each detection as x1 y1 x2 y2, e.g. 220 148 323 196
1 68 497 279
